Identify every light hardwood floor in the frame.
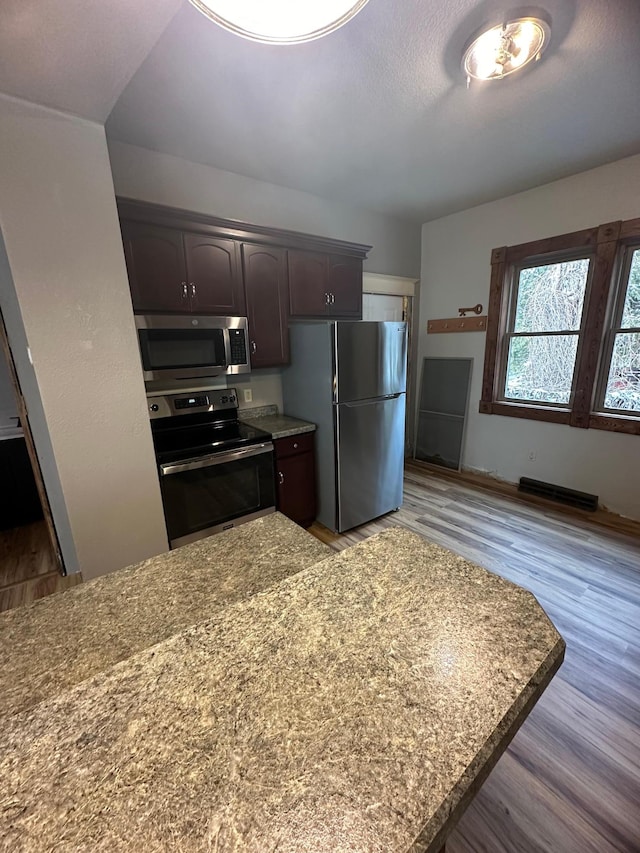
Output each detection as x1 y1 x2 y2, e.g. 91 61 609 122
311 462 640 853
0 521 78 612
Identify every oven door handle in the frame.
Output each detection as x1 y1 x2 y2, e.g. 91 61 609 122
159 442 273 476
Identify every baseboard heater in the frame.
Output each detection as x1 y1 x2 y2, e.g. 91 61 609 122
518 477 598 512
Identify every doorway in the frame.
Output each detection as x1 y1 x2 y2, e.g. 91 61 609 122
0 310 68 611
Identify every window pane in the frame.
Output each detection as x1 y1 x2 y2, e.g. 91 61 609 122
603 332 640 412
514 259 590 333
621 249 640 328
504 334 579 405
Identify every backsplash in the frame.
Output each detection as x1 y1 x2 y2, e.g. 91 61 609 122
240 404 278 419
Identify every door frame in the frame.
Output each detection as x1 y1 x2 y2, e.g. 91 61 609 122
362 273 420 456
0 310 64 573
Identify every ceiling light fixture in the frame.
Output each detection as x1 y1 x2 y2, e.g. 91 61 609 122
462 17 550 84
188 0 371 45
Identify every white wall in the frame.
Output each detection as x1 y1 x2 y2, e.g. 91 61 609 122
107 141 422 279
0 95 168 578
419 153 640 521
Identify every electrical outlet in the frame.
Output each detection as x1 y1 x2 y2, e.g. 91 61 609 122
243 389 253 403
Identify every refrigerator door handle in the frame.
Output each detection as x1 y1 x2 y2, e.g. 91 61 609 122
341 393 403 407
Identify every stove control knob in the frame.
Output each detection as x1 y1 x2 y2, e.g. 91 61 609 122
229 395 236 403
221 396 228 403
150 404 159 413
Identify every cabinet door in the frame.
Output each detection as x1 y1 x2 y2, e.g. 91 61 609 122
121 221 188 313
184 234 245 315
242 244 289 368
288 250 329 317
327 254 362 318
275 451 317 528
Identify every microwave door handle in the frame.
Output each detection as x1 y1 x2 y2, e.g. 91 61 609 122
160 442 273 476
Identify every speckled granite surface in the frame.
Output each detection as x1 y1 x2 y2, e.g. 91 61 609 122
0 513 330 721
240 412 316 439
240 404 278 419
0 527 563 852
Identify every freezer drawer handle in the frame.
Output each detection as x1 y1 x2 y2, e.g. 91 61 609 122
160 442 273 476
342 393 403 407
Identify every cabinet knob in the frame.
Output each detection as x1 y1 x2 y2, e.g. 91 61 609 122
293 442 298 449
278 471 285 485
181 282 188 298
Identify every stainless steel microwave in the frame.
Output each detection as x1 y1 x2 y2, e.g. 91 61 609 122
135 315 250 382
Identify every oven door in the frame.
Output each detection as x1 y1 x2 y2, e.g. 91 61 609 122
159 443 275 548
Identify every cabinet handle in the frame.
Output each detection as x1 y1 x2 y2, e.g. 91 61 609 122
330 293 335 304
324 292 330 305
190 282 197 298
251 341 257 355
278 471 285 485
182 282 188 298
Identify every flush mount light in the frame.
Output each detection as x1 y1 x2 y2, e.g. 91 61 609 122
462 17 550 83
188 0 371 45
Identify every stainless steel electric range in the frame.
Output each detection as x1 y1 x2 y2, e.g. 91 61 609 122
148 388 275 548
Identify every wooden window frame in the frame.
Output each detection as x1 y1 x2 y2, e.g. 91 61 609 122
480 218 640 435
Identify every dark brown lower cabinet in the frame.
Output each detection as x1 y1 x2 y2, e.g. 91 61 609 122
274 432 317 528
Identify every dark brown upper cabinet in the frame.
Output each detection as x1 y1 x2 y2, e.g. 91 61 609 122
328 254 363 318
121 222 189 313
118 198 370 324
288 249 363 319
242 244 289 368
183 234 245 315
121 222 244 316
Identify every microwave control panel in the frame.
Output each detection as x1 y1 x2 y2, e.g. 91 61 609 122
228 328 247 365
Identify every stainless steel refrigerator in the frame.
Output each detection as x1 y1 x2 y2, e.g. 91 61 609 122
282 321 407 532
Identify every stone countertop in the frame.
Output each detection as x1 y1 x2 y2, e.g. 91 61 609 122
240 413 316 440
0 512 331 721
0 527 564 853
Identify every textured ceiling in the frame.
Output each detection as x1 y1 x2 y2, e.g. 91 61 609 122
0 0 183 121
105 0 640 222
2 1 640 222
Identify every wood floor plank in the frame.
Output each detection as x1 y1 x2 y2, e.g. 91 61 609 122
310 464 640 852
0 521 58 588
0 520 74 612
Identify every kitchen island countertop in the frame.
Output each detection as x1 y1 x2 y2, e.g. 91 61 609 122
0 512 331 721
0 526 564 852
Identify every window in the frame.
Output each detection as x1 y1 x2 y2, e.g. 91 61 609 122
599 246 640 414
480 218 640 435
